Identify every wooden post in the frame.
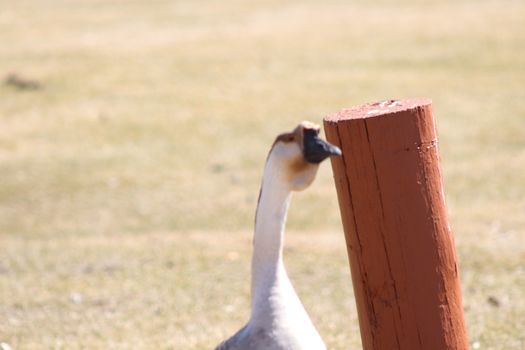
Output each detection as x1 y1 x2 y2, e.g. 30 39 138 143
323 98 469 350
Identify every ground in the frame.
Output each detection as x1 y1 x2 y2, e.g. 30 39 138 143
0 0 524 349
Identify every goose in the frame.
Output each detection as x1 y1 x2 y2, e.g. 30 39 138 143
215 121 342 350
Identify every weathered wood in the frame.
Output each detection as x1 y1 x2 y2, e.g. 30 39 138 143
324 98 469 350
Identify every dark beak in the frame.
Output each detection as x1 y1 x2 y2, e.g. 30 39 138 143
303 129 342 164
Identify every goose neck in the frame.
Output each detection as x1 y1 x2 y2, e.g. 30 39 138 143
251 162 292 309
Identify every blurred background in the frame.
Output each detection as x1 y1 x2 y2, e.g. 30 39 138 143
1 0 524 348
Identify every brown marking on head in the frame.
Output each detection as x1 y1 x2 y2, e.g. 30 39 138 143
255 121 324 213
271 121 321 152
295 121 321 153
254 121 325 224
266 121 322 182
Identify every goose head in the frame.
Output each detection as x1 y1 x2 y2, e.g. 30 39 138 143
268 121 341 192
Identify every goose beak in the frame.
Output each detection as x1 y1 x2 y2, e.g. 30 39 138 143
303 131 342 164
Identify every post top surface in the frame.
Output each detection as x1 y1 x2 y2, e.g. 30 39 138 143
324 97 432 123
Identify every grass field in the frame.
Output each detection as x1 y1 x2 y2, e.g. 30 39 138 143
1 0 524 349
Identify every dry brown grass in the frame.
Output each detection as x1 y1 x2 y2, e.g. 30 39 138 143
1 0 524 348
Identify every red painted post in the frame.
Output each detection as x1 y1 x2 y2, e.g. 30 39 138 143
323 98 469 350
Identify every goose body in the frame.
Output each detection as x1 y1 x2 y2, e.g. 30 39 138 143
215 122 341 350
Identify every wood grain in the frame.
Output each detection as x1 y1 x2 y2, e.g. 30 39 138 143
324 98 469 350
